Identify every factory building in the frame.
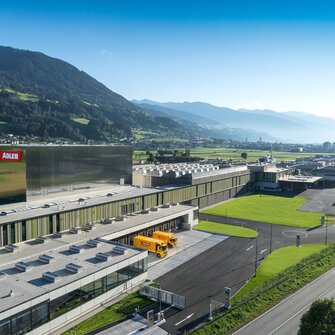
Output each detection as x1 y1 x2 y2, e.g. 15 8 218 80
0 145 132 205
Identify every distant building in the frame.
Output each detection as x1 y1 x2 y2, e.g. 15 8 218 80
323 141 332 152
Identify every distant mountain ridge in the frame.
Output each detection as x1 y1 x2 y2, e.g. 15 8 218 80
0 46 194 141
134 99 335 143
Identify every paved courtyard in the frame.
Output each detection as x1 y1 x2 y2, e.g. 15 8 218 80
299 189 335 216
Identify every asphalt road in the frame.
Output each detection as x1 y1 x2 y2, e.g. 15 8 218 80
232 265 335 335
155 213 335 334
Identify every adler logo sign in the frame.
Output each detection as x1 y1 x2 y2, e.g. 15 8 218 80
0 151 23 162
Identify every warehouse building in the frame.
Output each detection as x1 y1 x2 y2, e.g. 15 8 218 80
0 145 132 205
0 237 147 335
0 155 250 247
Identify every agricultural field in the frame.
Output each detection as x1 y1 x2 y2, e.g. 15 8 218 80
70 117 90 125
202 194 323 228
2 87 39 102
133 147 328 164
188 147 328 162
193 221 259 238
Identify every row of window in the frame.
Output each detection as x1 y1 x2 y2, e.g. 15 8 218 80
0 259 147 335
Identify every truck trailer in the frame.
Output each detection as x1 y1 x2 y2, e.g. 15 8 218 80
152 231 178 247
133 235 168 258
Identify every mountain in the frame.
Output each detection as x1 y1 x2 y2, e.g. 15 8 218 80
0 46 194 142
138 100 335 143
133 100 278 142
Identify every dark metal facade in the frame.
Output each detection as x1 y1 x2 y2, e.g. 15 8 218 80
0 145 132 204
0 147 26 205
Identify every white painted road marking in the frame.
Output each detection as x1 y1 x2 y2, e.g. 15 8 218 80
174 313 195 326
246 246 254 251
260 249 267 255
266 280 335 335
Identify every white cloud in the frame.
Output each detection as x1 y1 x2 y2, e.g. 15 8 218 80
101 50 113 57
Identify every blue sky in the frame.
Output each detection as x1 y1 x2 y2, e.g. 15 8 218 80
1 0 335 117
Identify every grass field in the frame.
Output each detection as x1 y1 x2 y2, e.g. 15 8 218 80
189 147 329 162
2 87 39 102
193 221 259 238
70 117 90 125
234 244 329 300
202 194 323 228
62 291 153 335
194 244 335 335
133 147 328 164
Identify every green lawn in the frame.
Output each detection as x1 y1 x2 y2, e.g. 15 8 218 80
234 244 329 301
194 221 258 238
189 147 329 162
2 87 39 102
202 194 322 228
71 117 90 125
62 291 153 335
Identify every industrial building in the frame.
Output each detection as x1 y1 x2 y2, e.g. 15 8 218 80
0 236 147 335
0 146 332 334
0 145 132 205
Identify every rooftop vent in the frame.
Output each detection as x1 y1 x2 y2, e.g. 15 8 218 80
39 254 55 264
70 228 83 234
162 203 171 208
42 271 59 283
5 244 19 253
66 263 83 274
69 245 83 254
15 262 31 272
95 252 112 262
115 216 126 221
87 239 101 248
36 236 49 244
113 245 128 255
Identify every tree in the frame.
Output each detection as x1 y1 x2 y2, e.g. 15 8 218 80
298 298 335 335
241 152 248 160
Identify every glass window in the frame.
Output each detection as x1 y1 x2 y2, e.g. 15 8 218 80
106 272 119 290
50 289 82 319
22 221 27 241
93 278 103 297
80 282 95 303
11 309 31 335
0 318 10 335
32 302 49 330
117 268 129 284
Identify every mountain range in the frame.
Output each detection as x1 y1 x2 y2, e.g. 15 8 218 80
133 100 335 143
0 46 333 144
0 46 195 142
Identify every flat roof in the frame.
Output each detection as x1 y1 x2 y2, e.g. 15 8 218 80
190 165 249 179
0 239 144 313
278 176 322 183
0 185 161 225
0 204 194 267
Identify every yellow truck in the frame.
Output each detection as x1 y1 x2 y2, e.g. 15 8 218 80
133 235 168 258
152 231 177 248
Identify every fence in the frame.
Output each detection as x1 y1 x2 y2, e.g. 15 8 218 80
139 285 186 310
187 243 335 334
